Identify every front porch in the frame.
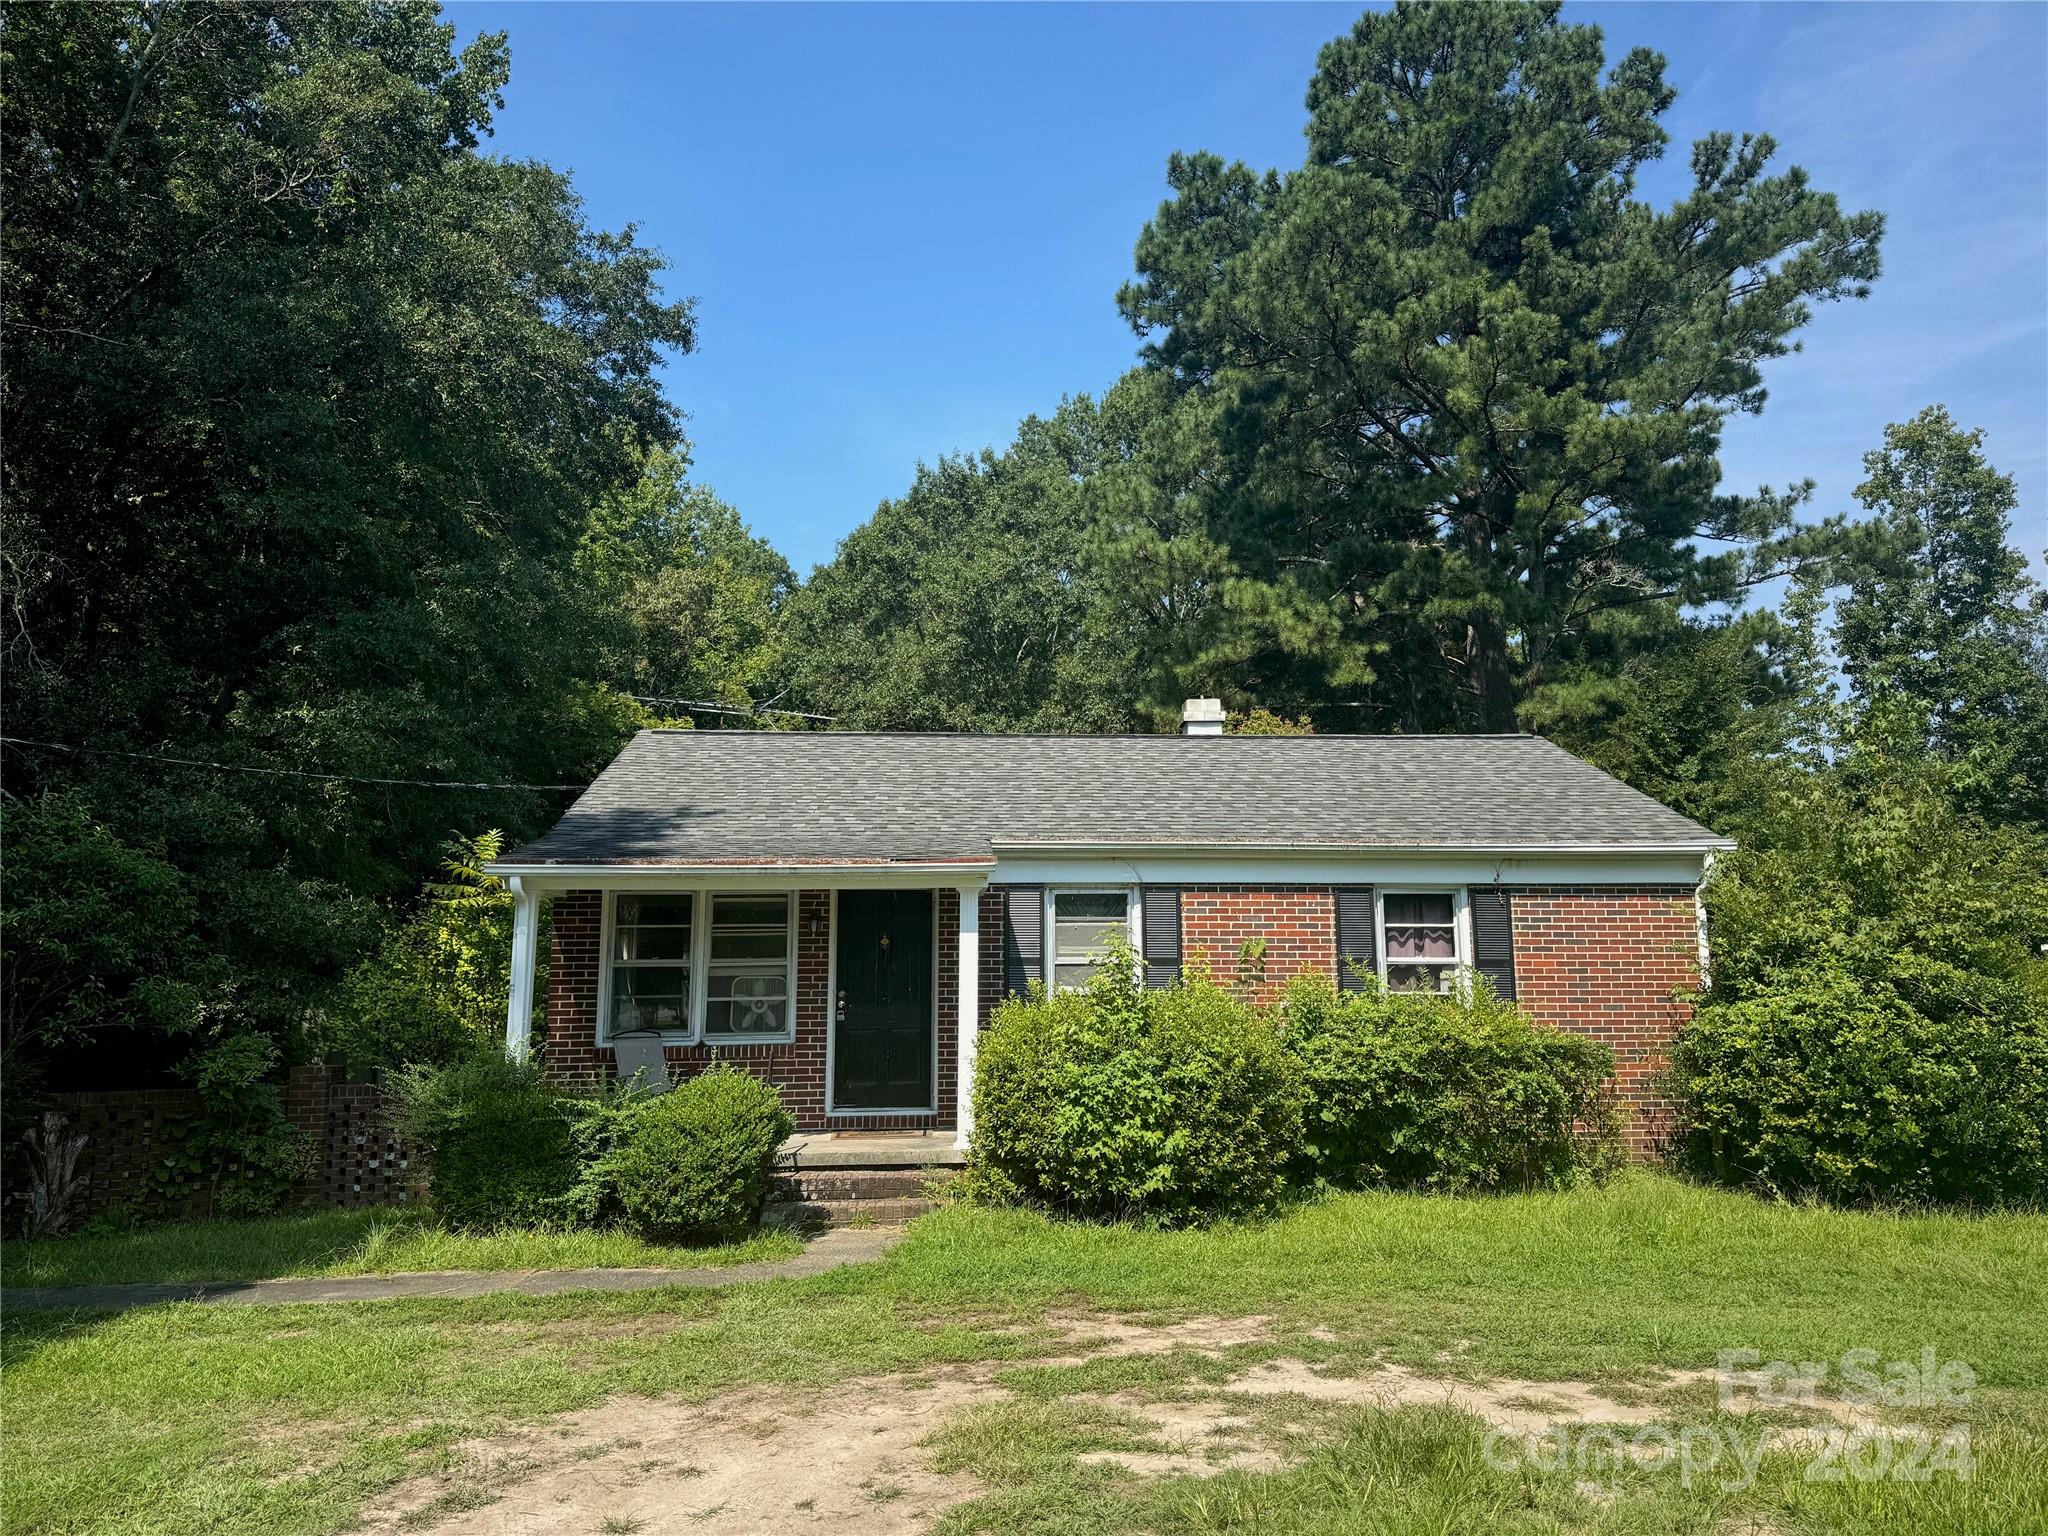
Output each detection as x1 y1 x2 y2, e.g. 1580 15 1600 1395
769 1130 968 1227
500 873 994 1146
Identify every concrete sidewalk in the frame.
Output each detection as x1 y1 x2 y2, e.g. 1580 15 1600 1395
3 1225 905 1314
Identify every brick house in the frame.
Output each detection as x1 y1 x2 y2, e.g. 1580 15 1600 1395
487 702 1729 1155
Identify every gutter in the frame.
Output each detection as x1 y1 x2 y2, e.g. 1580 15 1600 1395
985 839 1737 857
483 858 999 880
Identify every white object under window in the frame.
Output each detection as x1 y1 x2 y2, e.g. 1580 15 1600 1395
704 894 793 1039
1049 890 1132 991
610 893 694 1035
1380 891 1462 993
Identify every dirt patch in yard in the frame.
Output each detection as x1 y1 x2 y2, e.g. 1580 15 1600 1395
359 1313 1882 1534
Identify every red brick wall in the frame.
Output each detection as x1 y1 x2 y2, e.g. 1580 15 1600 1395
542 888 954 1131
1507 884 1700 1157
7 1067 417 1225
1181 886 1339 1005
540 880 1700 1154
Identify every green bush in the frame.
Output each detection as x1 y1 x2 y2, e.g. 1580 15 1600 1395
386 1053 582 1229
1670 953 2048 1206
1280 974 1621 1192
967 945 1303 1225
607 1066 795 1242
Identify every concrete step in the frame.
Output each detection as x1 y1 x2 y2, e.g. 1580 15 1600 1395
774 1165 958 1204
764 1196 936 1230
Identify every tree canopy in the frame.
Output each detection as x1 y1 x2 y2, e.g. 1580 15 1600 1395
1094 0 1882 730
2 1 689 1085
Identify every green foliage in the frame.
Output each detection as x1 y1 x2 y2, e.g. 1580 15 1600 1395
1094 0 1881 730
320 832 542 1071
1280 974 1622 1192
785 399 1139 731
606 1066 795 1243
1673 726 2048 1206
1226 708 1314 737
0 793 203 1062
2 1 685 1093
1833 406 2048 833
385 1054 582 1230
967 942 1303 1225
1672 956 2048 1207
140 1035 313 1222
579 446 796 714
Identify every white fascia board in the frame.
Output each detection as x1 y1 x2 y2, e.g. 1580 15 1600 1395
484 862 994 894
988 847 1719 888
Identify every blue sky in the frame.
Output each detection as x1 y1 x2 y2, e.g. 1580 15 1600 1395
452 2 2047 579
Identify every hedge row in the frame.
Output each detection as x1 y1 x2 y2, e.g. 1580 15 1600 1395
965 944 1621 1226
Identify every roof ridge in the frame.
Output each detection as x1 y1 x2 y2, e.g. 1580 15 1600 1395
636 729 1540 740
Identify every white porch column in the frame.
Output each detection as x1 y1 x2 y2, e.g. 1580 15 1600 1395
954 885 981 1149
504 876 540 1061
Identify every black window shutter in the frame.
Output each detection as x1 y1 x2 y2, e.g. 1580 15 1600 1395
1333 886 1376 992
1469 885 1517 1001
1002 886 1044 996
1140 887 1181 989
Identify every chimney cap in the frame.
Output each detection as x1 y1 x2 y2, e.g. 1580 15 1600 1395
1180 697 1226 736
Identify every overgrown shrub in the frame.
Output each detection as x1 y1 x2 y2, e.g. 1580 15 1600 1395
141 1033 313 1221
967 945 1303 1225
1670 953 2048 1206
1280 974 1622 1192
320 833 544 1071
386 1053 582 1229
607 1066 794 1242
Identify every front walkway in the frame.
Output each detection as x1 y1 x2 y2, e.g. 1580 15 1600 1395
3 1225 904 1314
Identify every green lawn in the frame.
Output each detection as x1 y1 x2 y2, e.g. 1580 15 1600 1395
4 1175 2044 1536
0 1205 801 1288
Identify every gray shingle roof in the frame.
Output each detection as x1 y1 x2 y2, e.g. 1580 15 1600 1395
499 731 1730 867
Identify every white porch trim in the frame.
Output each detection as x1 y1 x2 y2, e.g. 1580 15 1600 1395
954 884 979 1150
504 875 540 1060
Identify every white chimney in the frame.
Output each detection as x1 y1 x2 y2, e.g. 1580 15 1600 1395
1180 697 1226 736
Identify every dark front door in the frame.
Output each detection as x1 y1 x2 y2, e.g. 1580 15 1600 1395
834 890 934 1110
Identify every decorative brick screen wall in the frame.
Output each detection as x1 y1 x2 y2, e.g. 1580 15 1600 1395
1180 886 1340 1004
6 1088 201 1224
284 1065 417 1207
10 1066 416 1225
542 888 957 1131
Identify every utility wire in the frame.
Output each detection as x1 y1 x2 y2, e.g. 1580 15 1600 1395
628 694 838 722
0 736 589 791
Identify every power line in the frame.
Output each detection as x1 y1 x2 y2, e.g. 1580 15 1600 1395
0 736 589 792
629 694 838 722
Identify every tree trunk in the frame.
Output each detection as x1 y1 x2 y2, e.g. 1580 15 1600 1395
1463 610 1518 732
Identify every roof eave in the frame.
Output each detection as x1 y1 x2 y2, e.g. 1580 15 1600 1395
986 838 1736 856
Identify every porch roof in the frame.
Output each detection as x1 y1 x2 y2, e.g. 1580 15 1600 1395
492 731 1731 871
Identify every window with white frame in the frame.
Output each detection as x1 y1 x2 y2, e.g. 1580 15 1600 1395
703 894 793 1039
1049 890 1132 991
1380 891 1462 993
609 894 694 1034
603 891 796 1042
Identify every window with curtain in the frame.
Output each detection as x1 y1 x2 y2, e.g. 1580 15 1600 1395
1050 890 1130 991
609 894 693 1034
704 894 793 1038
1381 891 1461 992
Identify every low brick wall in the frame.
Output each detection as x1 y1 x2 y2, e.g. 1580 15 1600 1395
11 1066 415 1226
283 1064 418 1208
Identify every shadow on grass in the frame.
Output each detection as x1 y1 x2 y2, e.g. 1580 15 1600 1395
2 1207 803 1290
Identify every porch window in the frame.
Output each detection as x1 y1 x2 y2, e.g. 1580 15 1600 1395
1380 891 1462 993
609 894 693 1035
704 894 794 1040
1049 890 1132 991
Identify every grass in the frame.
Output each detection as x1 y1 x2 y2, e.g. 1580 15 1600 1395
0 1206 802 1288
4 1174 2044 1535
